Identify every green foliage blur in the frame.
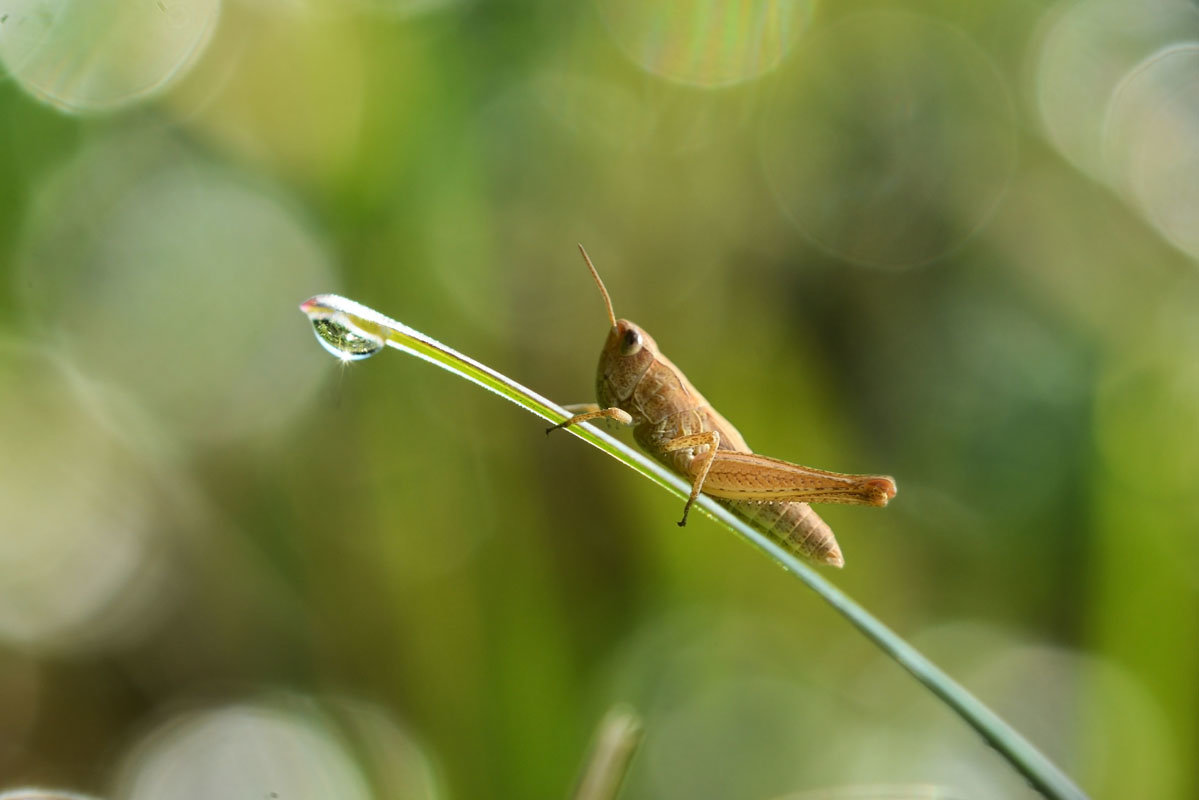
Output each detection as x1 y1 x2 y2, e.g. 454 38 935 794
1 0 1196 798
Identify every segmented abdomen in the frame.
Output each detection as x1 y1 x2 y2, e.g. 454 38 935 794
722 499 844 568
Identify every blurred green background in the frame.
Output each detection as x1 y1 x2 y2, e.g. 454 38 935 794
1 0 1197 798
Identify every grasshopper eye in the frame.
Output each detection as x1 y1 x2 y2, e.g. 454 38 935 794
620 328 643 356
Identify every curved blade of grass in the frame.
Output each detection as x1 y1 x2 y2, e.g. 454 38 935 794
299 293 1088 800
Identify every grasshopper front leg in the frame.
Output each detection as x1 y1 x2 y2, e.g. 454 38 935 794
546 404 633 435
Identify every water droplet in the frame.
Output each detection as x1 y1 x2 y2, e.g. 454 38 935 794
309 317 385 361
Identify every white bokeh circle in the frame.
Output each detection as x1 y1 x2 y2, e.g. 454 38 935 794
760 12 1017 268
0 0 220 113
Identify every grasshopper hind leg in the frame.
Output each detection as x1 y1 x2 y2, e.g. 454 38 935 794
661 430 722 527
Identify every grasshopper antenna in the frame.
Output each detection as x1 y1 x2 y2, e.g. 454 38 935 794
578 243 617 329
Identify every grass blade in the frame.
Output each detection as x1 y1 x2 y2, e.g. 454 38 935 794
299 293 1088 800
571 706 643 800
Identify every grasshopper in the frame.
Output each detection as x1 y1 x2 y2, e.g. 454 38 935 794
548 245 896 568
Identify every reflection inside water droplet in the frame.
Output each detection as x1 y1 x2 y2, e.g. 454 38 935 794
309 317 385 361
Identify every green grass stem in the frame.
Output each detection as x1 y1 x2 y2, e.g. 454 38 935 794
300 293 1088 800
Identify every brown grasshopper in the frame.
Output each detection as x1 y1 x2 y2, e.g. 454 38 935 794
547 245 896 568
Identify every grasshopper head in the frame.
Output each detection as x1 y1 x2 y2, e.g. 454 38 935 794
597 318 657 407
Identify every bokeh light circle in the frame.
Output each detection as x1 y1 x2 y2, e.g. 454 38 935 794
0 0 220 113
848 622 1177 798
1103 45 1199 259
595 0 814 88
0 344 176 653
324 698 442 799
759 12 1017 269
646 676 830 799
605 611 842 798
117 702 372 800
18 131 335 444
162 8 368 183
1032 0 1199 181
